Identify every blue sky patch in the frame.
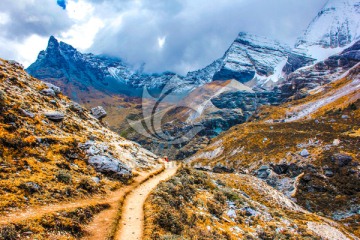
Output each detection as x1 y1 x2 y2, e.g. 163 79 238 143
57 0 67 10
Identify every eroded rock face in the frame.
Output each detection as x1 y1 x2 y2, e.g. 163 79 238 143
211 89 282 112
26 36 184 97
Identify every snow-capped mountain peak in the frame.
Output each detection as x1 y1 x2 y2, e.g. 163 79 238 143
296 0 360 60
210 32 314 88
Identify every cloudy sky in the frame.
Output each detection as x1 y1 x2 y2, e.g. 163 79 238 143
0 0 327 74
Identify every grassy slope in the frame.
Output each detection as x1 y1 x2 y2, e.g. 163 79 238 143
144 167 355 239
0 59 158 239
145 67 360 238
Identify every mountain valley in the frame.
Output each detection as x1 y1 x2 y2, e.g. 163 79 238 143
0 0 360 239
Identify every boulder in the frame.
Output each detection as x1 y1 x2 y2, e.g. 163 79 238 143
243 207 259 216
40 88 56 97
91 106 107 120
332 153 352 167
69 102 84 112
20 109 35 118
300 149 310 157
88 155 132 179
257 165 271 179
324 168 334 177
333 139 341 146
79 140 109 156
45 82 61 94
44 111 65 122
91 177 100 184
8 60 24 69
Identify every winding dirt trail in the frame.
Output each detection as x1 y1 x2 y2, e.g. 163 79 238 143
0 162 178 240
116 163 178 240
81 165 164 240
0 167 163 226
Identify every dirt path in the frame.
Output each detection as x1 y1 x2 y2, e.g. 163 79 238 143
0 167 163 226
81 166 164 240
116 163 179 240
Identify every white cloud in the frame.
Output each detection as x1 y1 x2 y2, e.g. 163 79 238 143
157 36 166 49
0 13 10 25
66 0 94 21
0 0 329 73
0 34 48 67
89 0 328 74
60 17 104 50
17 35 49 66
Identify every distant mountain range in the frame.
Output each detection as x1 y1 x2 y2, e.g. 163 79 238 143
26 0 360 159
27 0 360 101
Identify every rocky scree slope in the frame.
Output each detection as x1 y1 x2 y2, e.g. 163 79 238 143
0 59 159 215
187 65 360 236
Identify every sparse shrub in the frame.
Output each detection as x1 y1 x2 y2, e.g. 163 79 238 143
156 208 184 235
56 161 71 170
19 182 41 194
349 103 357 110
257 229 273 240
214 191 227 204
0 90 6 102
78 177 97 193
40 204 109 237
223 189 240 202
0 224 17 240
159 235 185 240
63 186 73 197
56 170 71 184
207 200 224 218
